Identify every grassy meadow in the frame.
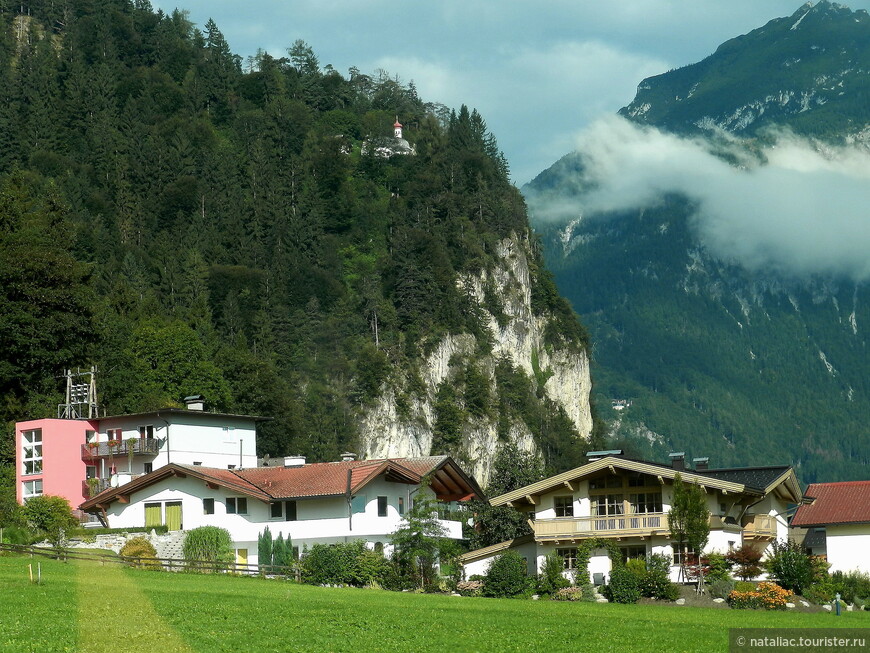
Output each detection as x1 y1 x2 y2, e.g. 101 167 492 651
0 555 866 653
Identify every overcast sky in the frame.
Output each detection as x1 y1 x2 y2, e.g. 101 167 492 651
156 1 870 185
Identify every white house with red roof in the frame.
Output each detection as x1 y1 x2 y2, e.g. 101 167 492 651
791 480 870 575
80 455 482 565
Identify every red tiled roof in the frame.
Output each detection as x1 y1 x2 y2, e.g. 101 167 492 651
792 481 870 526
80 456 477 513
235 457 449 500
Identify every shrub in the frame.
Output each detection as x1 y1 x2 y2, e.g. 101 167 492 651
625 553 680 601
831 570 870 605
605 567 641 604
0 526 36 545
355 549 391 587
764 540 813 594
120 536 161 570
456 580 483 597
301 541 361 586
803 581 836 605
728 582 792 610
537 552 570 596
734 581 757 593
726 545 763 581
552 586 585 601
21 495 79 550
703 552 731 583
182 526 234 571
709 578 736 599
482 551 530 598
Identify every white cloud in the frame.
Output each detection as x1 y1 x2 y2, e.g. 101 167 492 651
549 116 870 280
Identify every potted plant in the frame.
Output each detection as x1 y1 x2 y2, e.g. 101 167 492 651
126 437 138 472
86 477 101 497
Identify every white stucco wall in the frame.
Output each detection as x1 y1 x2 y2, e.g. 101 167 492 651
825 524 870 575
103 472 462 567
97 413 258 472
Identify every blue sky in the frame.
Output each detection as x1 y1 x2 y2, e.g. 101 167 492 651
156 1 870 185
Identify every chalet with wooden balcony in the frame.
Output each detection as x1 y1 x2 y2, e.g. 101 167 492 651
461 451 802 582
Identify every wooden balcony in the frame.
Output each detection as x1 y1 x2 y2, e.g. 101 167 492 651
533 512 669 541
82 478 112 499
81 438 159 461
743 514 777 540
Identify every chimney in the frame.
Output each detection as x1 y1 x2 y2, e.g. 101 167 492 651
585 449 624 462
184 395 205 411
693 457 709 471
283 455 306 468
340 452 357 462
669 452 686 471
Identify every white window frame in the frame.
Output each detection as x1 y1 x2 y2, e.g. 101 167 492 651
22 479 43 499
21 429 43 476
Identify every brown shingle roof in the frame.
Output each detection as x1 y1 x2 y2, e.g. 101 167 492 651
792 481 870 527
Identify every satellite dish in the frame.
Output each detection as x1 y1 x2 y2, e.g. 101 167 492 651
110 475 119 488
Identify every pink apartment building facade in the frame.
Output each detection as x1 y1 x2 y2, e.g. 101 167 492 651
16 404 261 515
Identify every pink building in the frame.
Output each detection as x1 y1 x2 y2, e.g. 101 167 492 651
15 404 262 516
16 418 99 510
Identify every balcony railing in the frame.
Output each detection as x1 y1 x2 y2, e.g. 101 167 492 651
533 512 669 540
743 514 777 539
81 438 159 460
82 478 112 499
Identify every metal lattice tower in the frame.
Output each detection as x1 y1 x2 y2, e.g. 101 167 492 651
58 366 100 419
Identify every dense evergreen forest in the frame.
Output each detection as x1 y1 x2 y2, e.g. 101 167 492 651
0 0 587 493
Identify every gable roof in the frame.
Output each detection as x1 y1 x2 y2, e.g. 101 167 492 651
80 456 482 513
792 481 870 527
489 456 801 507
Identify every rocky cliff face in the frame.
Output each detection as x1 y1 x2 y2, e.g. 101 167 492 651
359 232 593 487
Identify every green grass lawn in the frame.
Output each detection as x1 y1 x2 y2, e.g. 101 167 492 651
0 555 866 653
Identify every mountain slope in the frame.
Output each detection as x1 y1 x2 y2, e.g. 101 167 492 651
0 1 596 487
526 0 870 483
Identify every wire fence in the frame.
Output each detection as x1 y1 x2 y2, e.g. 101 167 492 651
0 542 297 577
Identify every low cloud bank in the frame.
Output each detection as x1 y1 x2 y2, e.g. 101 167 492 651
539 116 870 281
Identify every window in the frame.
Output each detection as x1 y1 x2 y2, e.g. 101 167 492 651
227 464 236 470
672 544 698 566
398 497 405 516
106 428 123 441
627 473 648 487
226 497 248 515
270 502 283 519
377 496 388 517
85 430 96 444
22 480 42 499
589 476 622 490
203 498 215 515
591 494 624 516
85 466 97 480
193 462 202 466
556 548 577 570
374 542 384 554
351 495 366 514
138 425 154 439
630 492 662 514
554 496 574 517
620 545 647 563
286 500 297 521
21 429 42 476
143 463 153 474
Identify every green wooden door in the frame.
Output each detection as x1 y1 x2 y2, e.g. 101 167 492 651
165 502 183 531
144 503 162 528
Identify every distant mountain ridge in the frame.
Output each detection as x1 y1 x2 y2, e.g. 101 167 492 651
621 0 870 139
525 0 870 483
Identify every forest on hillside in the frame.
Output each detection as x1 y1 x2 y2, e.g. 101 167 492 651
0 0 588 492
